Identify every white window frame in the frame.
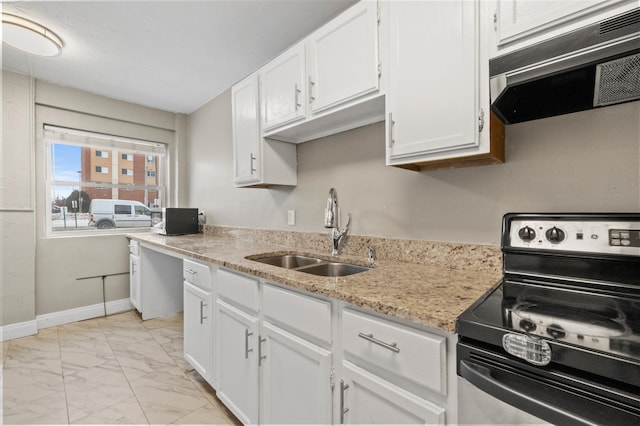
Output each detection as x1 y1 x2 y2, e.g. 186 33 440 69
122 168 134 176
44 126 168 237
96 166 109 174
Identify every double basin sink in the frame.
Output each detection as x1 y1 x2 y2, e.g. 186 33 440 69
248 253 371 277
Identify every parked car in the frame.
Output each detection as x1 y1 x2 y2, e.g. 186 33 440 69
89 199 152 229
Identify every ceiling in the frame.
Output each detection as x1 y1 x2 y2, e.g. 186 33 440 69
2 0 358 114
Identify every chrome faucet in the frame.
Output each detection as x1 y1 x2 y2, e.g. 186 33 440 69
324 188 351 256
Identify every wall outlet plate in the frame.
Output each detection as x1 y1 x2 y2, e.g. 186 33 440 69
287 210 296 226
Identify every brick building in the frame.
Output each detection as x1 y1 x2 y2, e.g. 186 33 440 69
80 148 159 207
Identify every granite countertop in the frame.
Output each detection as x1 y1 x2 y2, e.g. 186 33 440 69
127 232 502 334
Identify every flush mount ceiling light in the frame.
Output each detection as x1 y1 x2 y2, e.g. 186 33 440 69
2 13 62 56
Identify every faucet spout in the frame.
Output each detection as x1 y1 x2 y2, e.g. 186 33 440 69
324 188 350 255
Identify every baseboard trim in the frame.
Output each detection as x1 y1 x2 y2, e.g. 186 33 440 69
0 320 39 341
36 298 135 330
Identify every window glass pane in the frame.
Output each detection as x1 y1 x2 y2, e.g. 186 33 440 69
114 204 131 214
46 133 166 234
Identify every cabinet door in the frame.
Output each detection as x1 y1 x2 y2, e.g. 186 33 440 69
341 362 445 425
307 0 379 114
183 281 213 384
260 322 333 424
232 74 261 185
496 0 610 46
260 43 306 131
215 299 259 425
129 254 141 312
386 0 479 162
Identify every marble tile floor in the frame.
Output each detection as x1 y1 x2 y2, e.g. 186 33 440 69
2 311 242 425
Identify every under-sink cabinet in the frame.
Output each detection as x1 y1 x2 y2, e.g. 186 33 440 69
385 0 504 171
260 283 333 424
183 259 215 386
207 266 457 424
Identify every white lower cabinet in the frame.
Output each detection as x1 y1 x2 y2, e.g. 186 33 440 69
216 299 260 425
183 259 214 385
260 322 333 424
341 362 445 425
210 268 455 424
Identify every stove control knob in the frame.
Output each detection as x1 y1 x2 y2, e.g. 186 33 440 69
545 227 565 243
518 226 536 242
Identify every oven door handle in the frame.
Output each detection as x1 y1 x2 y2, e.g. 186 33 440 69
459 360 598 426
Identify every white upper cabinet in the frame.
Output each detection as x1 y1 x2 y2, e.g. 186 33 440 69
385 0 503 170
307 0 379 114
260 43 306 131
261 0 384 143
232 74 261 186
232 73 297 188
492 0 639 55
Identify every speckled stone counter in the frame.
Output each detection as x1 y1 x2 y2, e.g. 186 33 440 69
127 229 502 333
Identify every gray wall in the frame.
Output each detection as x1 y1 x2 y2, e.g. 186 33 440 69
2 71 36 326
188 89 639 246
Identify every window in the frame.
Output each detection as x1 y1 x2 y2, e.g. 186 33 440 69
114 204 131 215
146 171 156 177
45 126 167 234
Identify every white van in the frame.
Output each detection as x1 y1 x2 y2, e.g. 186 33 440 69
89 199 152 229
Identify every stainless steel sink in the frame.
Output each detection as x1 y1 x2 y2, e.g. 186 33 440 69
251 254 323 269
296 262 371 277
248 254 371 277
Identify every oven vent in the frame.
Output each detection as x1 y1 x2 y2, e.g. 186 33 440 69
594 53 640 106
600 8 640 34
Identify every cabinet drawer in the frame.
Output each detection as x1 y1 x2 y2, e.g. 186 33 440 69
217 268 259 313
263 284 331 345
342 309 447 395
183 258 212 291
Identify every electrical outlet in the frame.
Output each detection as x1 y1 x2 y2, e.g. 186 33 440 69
287 210 296 226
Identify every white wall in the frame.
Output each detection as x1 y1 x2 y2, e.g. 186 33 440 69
188 90 640 246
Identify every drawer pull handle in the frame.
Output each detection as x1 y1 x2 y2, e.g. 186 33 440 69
245 329 253 359
185 269 197 275
358 332 400 353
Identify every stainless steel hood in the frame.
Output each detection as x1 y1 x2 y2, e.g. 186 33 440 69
490 8 640 124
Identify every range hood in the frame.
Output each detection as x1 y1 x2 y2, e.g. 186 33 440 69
490 8 640 124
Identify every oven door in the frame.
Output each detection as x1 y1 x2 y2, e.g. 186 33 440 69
457 340 640 426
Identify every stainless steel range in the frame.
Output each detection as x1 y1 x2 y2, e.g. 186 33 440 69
457 213 640 425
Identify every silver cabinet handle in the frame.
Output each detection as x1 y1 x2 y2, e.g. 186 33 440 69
340 380 349 424
358 332 400 353
387 112 395 148
250 153 257 174
185 269 197 275
245 329 253 359
308 76 315 103
199 301 207 324
294 84 302 110
258 335 267 367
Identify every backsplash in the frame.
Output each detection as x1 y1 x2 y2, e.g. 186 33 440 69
204 225 502 274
